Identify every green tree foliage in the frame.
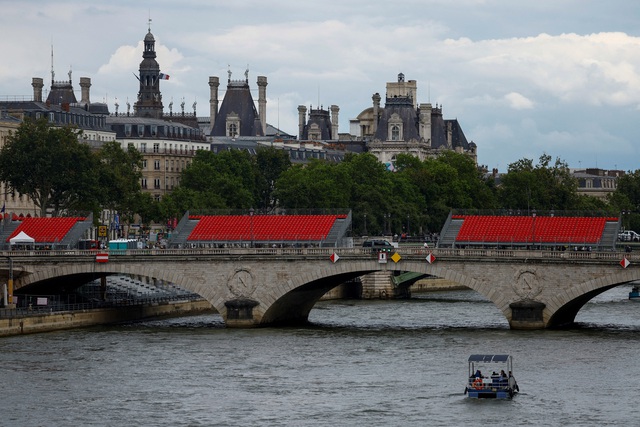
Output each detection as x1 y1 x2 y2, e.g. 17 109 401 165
0 118 99 216
254 147 291 212
609 170 640 230
274 160 351 209
168 150 255 211
395 151 496 232
498 154 578 212
95 141 144 222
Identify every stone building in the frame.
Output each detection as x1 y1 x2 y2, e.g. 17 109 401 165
350 73 477 168
297 104 339 141
208 70 267 138
0 70 115 217
108 25 209 202
0 112 34 217
573 168 624 200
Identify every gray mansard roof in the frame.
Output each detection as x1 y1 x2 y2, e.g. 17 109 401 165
210 80 263 137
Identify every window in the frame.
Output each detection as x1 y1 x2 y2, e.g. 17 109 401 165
154 160 160 170
142 159 147 169
154 178 161 189
151 125 157 136
388 113 403 141
391 125 400 141
153 143 159 153
137 125 144 136
125 124 132 137
141 178 147 189
228 123 238 137
140 143 147 153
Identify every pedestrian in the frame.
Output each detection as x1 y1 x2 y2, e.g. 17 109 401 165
508 371 519 392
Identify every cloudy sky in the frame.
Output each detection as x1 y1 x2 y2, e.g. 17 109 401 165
1 0 640 172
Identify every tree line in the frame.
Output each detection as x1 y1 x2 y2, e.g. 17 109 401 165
2 118 638 235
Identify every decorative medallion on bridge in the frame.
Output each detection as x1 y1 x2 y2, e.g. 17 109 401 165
425 252 436 264
391 252 401 263
330 253 340 263
512 268 543 299
227 267 257 298
620 257 631 269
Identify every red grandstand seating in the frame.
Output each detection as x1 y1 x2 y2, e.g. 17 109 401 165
187 214 346 242
454 215 614 245
6 217 85 243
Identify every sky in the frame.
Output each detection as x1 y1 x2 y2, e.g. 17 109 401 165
1 0 640 172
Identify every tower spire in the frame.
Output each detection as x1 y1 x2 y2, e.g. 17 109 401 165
50 44 55 83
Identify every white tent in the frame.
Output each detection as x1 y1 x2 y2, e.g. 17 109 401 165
9 231 35 246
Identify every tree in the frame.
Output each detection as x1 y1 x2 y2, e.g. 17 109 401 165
609 170 640 230
0 117 99 216
254 147 291 212
176 150 255 209
95 141 144 222
498 154 578 212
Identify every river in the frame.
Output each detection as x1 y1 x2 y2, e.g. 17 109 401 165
1 285 639 426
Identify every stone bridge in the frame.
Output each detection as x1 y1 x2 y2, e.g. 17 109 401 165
2 246 638 329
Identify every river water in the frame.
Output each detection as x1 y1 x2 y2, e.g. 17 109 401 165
2 285 639 427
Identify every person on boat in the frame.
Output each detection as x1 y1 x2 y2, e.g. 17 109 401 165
474 370 483 378
508 371 519 392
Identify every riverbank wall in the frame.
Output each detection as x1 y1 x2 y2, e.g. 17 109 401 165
0 299 215 337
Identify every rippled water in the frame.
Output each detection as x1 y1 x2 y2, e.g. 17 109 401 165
1 286 639 426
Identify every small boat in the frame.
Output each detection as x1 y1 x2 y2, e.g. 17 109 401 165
630 285 640 301
464 354 519 399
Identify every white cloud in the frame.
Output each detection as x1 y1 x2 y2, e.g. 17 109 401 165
2 0 640 171
504 92 534 110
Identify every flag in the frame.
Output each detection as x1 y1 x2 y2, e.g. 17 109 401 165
1 202 5 213
159 73 170 80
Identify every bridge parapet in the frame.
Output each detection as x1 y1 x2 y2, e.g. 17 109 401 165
1 247 636 330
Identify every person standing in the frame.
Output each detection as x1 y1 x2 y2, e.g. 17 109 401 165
508 371 519 392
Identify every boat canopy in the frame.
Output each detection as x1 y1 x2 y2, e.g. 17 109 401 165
468 354 510 363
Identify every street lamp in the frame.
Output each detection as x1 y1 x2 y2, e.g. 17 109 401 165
2 256 13 307
363 213 367 236
622 209 631 230
532 208 537 247
249 207 254 248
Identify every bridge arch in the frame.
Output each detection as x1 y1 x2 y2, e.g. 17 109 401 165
257 260 495 327
9 249 636 329
547 270 639 327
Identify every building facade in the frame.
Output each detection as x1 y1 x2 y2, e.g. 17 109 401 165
350 73 477 169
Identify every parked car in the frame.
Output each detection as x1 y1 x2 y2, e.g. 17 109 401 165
618 230 640 242
362 239 396 252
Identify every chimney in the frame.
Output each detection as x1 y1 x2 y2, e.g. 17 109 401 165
418 103 432 143
330 105 339 140
372 93 381 135
257 76 268 136
209 76 219 130
297 105 307 140
32 77 44 102
79 77 91 105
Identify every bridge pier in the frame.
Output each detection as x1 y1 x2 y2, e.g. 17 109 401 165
361 271 398 299
224 298 259 328
508 300 546 329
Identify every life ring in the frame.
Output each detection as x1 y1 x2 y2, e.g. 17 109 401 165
473 378 483 390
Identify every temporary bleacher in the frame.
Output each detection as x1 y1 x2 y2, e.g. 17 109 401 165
448 214 619 249
183 213 350 246
4 216 90 249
